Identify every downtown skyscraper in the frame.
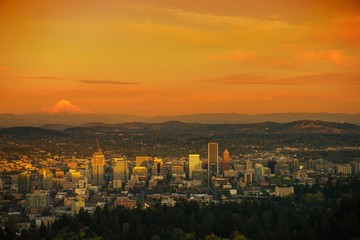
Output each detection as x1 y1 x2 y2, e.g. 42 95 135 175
188 154 201 179
113 157 129 189
91 145 105 186
208 142 219 180
222 149 230 173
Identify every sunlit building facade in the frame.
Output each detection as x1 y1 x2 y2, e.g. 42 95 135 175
171 164 185 175
221 149 230 173
245 160 253 170
189 154 201 179
132 166 147 182
133 166 147 177
113 157 129 189
91 150 105 186
275 186 294 197
136 156 150 167
152 158 166 176
71 196 85 216
39 168 53 190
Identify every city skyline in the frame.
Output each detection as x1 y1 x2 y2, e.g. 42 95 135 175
1 0 360 115
1 106 359 238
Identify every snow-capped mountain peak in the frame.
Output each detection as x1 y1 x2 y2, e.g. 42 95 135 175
41 100 92 114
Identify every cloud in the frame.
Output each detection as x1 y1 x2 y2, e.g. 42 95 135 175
202 73 360 85
7 75 139 85
27 76 69 80
119 4 304 31
112 3 308 50
202 74 305 85
293 49 349 65
208 51 255 61
325 15 360 46
207 51 303 70
283 72 360 85
78 80 139 85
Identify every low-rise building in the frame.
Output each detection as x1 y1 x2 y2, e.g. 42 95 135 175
275 186 294 197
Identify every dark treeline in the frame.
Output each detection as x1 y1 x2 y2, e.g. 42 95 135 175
2 177 360 240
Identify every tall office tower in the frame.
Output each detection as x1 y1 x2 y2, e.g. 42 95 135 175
351 162 360 175
307 159 314 170
267 160 277 174
18 171 31 194
245 160 253 170
152 158 166 176
208 143 219 185
290 158 299 173
222 149 231 173
85 159 92 181
245 172 253 184
10 175 19 192
189 154 201 179
39 168 53 190
136 156 150 167
113 157 129 189
91 142 105 186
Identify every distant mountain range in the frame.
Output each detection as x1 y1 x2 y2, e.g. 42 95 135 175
1 120 359 136
0 100 359 127
1 112 359 128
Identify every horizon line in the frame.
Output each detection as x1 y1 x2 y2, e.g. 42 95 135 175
1 111 360 116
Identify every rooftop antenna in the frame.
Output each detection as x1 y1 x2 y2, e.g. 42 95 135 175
96 138 101 152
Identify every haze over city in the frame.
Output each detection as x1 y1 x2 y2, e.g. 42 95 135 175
1 0 360 115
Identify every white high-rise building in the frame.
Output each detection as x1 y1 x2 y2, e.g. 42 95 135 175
189 154 201 179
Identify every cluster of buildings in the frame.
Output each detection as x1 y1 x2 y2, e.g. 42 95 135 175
0 156 35 173
1 142 360 233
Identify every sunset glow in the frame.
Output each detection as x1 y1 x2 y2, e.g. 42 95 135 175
1 0 359 115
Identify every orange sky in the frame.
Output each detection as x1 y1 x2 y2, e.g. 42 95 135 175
0 0 359 115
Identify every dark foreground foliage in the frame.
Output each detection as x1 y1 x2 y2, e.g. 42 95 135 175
2 177 360 240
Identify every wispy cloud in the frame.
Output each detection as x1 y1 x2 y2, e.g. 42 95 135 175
79 80 139 85
26 76 69 80
208 51 255 61
7 75 139 85
202 73 360 85
207 51 302 70
283 73 360 85
293 49 349 65
323 15 360 47
202 74 305 86
119 4 305 31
